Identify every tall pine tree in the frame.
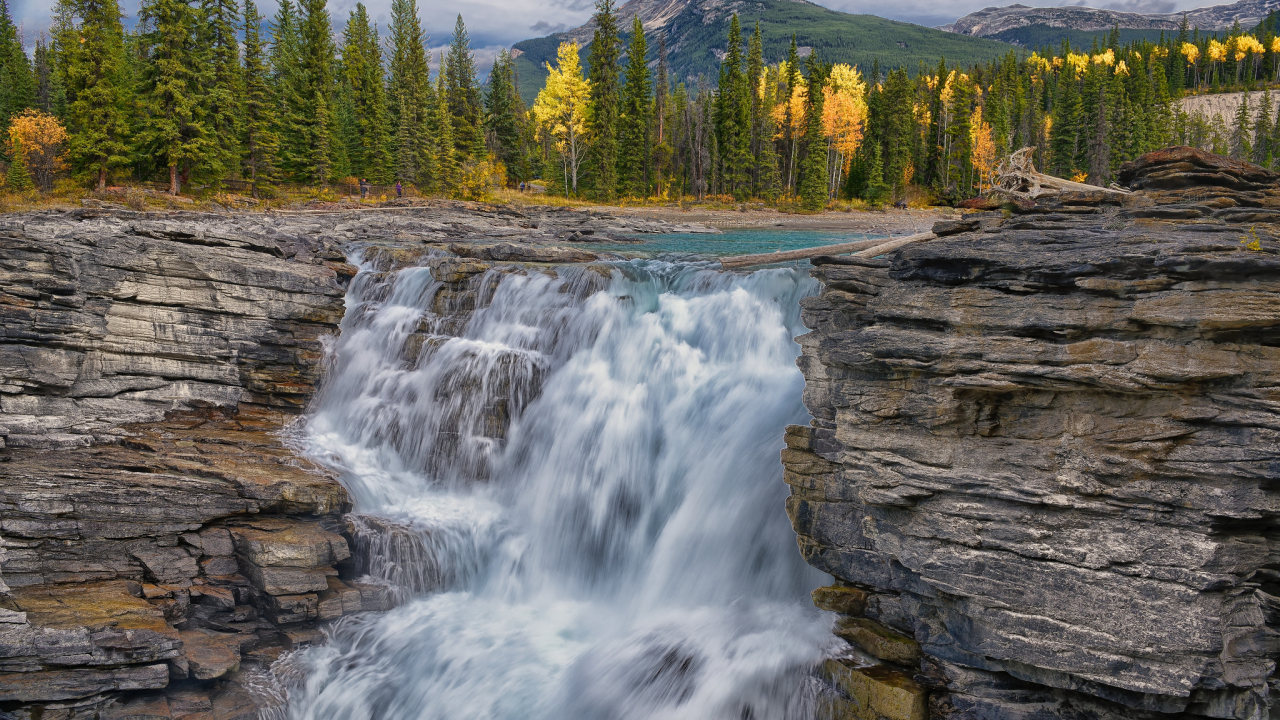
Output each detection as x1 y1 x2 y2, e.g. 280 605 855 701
796 55 828 209
343 4 392 183
0 0 35 131
618 15 651 197
484 50 528 186
138 0 210 194
57 0 131 190
444 15 483 160
388 0 432 187
714 14 750 198
297 0 336 183
587 0 621 200
200 0 240 182
241 0 278 195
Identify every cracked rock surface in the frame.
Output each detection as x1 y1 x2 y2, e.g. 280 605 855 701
787 150 1280 719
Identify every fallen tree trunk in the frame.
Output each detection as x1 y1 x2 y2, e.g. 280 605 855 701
720 233 934 269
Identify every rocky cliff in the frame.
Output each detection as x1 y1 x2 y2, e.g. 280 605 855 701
0 202 664 719
787 148 1280 720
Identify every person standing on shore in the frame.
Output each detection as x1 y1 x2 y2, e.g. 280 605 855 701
359 178 368 200
395 181 403 198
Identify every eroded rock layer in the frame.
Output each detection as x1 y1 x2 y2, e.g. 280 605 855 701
788 152 1280 719
0 203 647 719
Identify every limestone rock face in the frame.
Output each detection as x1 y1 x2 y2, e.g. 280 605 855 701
787 157 1280 719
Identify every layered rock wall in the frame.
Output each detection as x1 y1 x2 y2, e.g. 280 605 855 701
787 152 1280 720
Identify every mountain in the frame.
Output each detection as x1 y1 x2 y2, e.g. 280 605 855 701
509 0 1012 106
940 0 1280 47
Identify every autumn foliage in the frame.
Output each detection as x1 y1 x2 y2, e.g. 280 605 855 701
8 110 67 192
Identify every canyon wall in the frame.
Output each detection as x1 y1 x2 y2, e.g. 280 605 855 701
0 203 674 719
787 149 1280 720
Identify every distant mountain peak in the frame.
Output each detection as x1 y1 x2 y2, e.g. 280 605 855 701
941 0 1280 37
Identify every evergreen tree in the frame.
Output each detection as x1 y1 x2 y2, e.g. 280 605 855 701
714 14 750 198
444 15 483 159
485 50 528 186
587 0 621 200
201 0 240 182
652 33 672 195
343 4 393 183
138 0 210 194
57 0 131 190
747 22 778 198
388 0 431 187
297 0 336 183
796 55 828 209
618 15 651 197
435 69 459 192
6 136 33 190
0 0 35 130
270 0 307 179
33 36 64 117
241 0 279 195
1232 91 1252 159
1255 89 1273 167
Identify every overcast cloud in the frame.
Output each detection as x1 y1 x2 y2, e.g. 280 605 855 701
10 0 1241 72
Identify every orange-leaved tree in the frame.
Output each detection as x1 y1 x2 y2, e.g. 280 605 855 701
8 110 68 192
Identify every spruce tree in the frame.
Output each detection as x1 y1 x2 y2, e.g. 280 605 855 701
298 0 336 183
6 137 33 191
714 14 750 199
435 69 459 193
241 0 279 195
652 33 672 195
1255 90 1273 167
388 0 431 186
58 0 131 190
444 15 483 160
201 0 241 182
485 50 528 186
1232 92 1252 159
618 15 651 197
587 0 622 200
33 36 65 117
796 55 828 209
138 0 210 194
270 0 307 179
343 4 393 183
0 0 35 130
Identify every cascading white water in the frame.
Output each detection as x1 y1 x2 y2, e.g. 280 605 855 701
286 256 837 720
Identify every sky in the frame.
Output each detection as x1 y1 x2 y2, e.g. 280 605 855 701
9 0 1242 72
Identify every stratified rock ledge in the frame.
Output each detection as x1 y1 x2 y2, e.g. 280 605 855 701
786 149 1280 720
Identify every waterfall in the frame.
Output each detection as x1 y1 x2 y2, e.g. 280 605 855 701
285 256 836 720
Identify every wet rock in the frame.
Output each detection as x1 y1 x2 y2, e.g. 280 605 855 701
811 585 869 615
834 618 922 666
822 659 927 720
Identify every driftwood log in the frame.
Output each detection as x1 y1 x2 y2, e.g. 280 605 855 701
719 232 937 269
992 147 1131 200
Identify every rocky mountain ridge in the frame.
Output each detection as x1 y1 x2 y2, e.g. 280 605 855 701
941 0 1280 37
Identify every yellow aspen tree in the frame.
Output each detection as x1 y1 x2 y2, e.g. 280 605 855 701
821 63 867 199
970 105 997 193
532 42 591 196
1183 42 1201 89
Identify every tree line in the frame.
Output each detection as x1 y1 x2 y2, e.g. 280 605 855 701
0 0 527 196
1 0 1278 204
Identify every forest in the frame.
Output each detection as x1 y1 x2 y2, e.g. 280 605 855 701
2 0 1280 206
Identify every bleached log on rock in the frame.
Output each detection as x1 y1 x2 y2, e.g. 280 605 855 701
992 146 1130 200
720 233 936 269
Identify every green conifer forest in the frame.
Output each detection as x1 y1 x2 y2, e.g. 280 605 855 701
5 0 1280 204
